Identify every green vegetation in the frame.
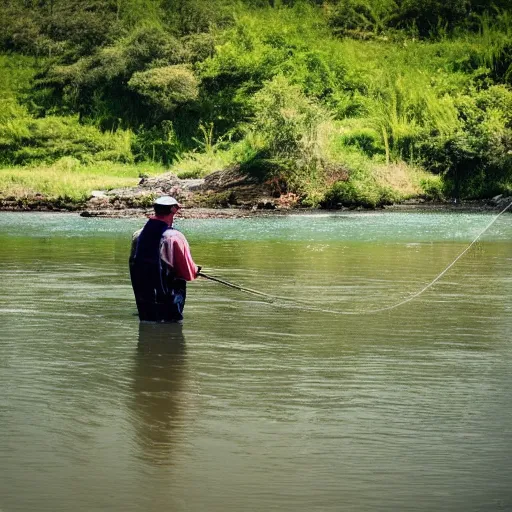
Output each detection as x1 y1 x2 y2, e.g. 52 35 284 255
0 0 511 208
0 159 165 202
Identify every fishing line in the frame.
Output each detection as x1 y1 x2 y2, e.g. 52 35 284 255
199 201 512 315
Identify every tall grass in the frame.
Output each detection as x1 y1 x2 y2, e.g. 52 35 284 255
0 159 164 201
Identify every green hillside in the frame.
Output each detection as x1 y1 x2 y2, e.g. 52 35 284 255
0 0 511 207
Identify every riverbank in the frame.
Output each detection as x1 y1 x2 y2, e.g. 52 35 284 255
1 197 510 219
1 4 511 217
1 166 510 218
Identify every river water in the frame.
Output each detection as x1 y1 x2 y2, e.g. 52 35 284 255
0 211 511 512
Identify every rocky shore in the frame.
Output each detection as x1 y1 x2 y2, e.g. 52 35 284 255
1 167 511 218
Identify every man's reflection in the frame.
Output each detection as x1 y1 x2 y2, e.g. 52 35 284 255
132 322 187 466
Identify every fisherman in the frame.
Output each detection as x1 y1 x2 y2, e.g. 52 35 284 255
129 196 200 323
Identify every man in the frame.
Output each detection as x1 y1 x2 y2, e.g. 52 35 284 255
129 196 200 323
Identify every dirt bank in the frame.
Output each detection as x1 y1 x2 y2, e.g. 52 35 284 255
1 167 510 217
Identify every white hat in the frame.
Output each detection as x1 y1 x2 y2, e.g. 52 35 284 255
154 196 180 206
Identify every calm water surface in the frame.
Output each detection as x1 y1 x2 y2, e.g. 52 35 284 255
0 211 511 512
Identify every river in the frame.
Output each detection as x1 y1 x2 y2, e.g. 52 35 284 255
0 211 511 512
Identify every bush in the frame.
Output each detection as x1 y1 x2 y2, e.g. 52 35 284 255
419 86 512 197
0 115 133 165
132 120 186 164
394 0 470 37
164 0 234 35
49 3 120 56
420 131 512 198
252 75 328 165
128 65 199 112
38 26 187 123
327 0 484 38
182 33 216 63
281 50 346 100
327 0 396 35
339 123 384 156
0 0 120 57
321 179 390 208
420 175 445 200
123 27 184 68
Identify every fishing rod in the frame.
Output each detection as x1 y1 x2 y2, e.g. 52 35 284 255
198 271 314 308
197 272 277 301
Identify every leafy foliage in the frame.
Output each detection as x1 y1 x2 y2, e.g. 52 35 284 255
252 76 328 162
326 0 511 38
1 0 512 204
128 65 199 111
131 120 186 164
0 0 120 57
0 114 133 165
419 85 512 197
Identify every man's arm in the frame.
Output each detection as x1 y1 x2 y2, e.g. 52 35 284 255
161 231 199 281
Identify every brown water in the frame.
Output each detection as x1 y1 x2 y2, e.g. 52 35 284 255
0 211 511 512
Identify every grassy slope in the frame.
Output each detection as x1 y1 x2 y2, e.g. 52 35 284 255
0 3 511 207
0 160 165 202
0 55 164 202
169 6 511 206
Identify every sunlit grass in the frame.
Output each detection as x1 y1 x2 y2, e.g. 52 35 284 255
170 149 237 178
0 159 165 201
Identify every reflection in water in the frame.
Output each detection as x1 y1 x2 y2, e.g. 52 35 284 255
132 323 187 466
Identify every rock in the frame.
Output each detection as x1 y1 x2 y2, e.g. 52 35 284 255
489 194 511 208
257 200 276 210
184 179 205 191
90 190 107 198
87 196 110 207
80 167 276 213
137 172 182 192
201 165 260 191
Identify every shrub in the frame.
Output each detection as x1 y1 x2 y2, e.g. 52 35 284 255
420 175 445 200
0 115 133 165
393 0 470 37
128 65 199 112
38 26 186 122
419 86 512 197
327 0 396 36
252 75 328 166
339 124 384 156
0 0 120 57
420 131 512 198
322 180 359 207
48 3 120 56
281 50 346 100
164 0 234 35
182 33 216 63
123 27 184 68
132 120 186 164
321 179 386 208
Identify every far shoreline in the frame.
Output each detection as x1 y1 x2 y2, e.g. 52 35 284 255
1 199 510 219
